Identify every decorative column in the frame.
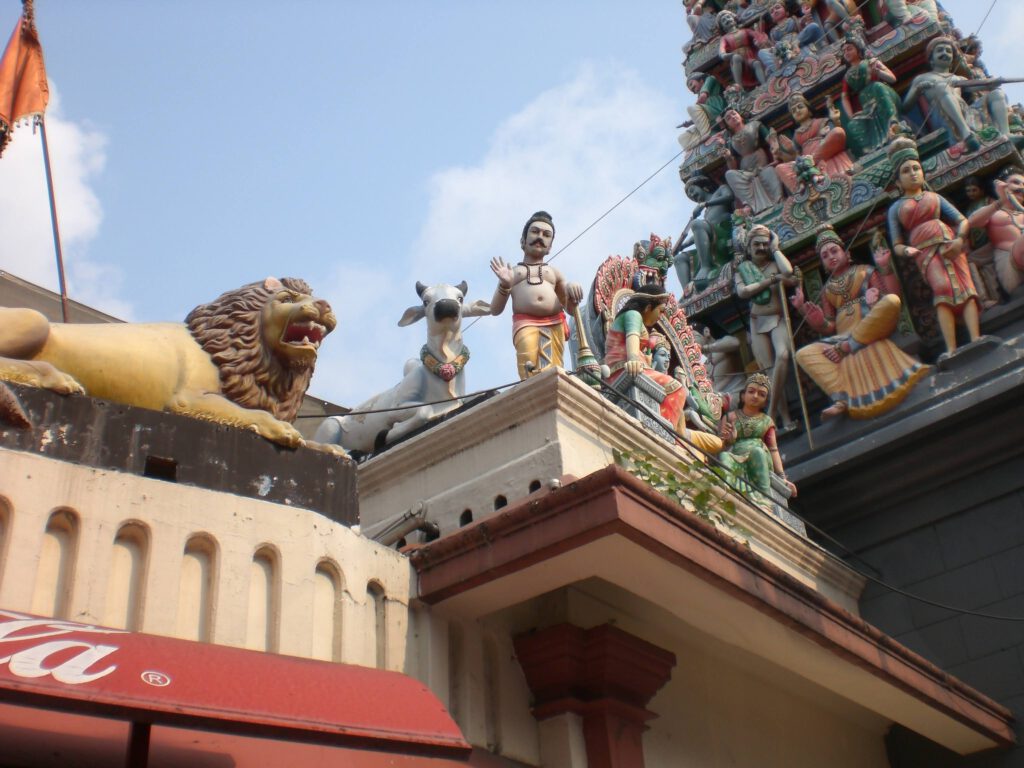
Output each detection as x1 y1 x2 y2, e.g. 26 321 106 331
514 623 676 768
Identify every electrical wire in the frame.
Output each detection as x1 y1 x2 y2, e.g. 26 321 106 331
462 149 684 336
294 377 524 419
784 7 1003 335
317 0 1007 618
974 0 998 36
546 151 684 265
575 370 1024 622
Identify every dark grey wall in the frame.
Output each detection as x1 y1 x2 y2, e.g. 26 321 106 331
788 346 1024 766
852 460 1024 766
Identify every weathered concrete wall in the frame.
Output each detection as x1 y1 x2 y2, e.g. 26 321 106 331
0 384 356 524
0 448 408 670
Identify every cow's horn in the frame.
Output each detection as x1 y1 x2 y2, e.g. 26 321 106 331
456 280 468 296
416 281 428 297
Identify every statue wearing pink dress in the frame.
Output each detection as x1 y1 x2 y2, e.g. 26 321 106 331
885 138 980 355
772 94 854 194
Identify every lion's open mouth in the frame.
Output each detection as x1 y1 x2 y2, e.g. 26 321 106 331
282 321 328 349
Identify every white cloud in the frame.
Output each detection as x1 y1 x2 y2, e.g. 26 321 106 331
411 62 682 280
309 62 686 407
0 83 126 317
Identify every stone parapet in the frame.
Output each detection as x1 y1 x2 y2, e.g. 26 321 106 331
359 369 866 613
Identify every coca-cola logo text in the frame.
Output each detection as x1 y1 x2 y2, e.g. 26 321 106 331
0 610 125 685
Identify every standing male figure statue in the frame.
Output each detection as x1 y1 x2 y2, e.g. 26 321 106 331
902 36 1006 152
734 225 801 430
490 211 584 379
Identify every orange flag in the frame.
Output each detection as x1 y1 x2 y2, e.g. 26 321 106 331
0 6 48 157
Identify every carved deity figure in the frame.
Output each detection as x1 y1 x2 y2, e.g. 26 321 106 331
730 204 754 260
723 108 785 214
967 170 1024 296
885 0 945 27
605 285 723 455
956 36 1011 140
701 327 745 398
822 0 860 41
718 373 797 499
962 175 1001 307
717 11 768 91
838 37 902 158
902 36 992 152
646 331 673 374
632 234 674 289
685 0 725 50
886 138 981 355
728 0 770 26
490 212 583 380
757 1 823 75
679 73 727 151
790 227 929 419
963 176 994 250
674 175 735 289
733 225 800 429
1010 103 1024 135
772 94 854 193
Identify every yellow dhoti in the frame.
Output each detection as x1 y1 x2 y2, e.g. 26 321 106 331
512 313 567 380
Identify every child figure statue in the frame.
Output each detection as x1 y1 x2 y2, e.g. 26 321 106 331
718 373 797 500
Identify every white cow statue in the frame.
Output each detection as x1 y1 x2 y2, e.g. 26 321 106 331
315 281 491 454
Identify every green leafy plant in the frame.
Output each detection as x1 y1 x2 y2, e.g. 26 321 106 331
613 447 750 542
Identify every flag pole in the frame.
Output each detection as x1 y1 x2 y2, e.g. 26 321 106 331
35 114 68 322
24 0 67 322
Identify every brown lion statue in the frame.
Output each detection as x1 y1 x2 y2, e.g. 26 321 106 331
0 277 335 449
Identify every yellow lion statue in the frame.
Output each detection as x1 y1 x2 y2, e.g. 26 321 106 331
0 277 335 449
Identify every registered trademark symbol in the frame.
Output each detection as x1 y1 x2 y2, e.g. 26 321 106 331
141 670 171 687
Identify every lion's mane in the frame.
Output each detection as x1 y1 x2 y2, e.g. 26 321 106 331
185 277 315 424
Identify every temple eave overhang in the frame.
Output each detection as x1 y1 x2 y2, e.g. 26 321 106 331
411 462 1015 755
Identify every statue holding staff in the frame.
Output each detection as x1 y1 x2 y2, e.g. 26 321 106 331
901 36 1011 151
733 225 801 430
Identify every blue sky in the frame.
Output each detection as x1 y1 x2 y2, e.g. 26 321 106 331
2 0 1022 407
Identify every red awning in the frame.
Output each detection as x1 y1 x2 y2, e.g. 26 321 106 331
0 609 470 767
